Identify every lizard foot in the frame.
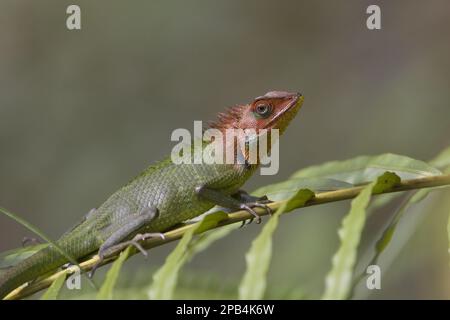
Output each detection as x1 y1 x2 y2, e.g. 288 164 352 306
122 232 166 257
195 186 273 228
239 201 273 228
22 237 42 247
89 256 104 278
88 232 165 278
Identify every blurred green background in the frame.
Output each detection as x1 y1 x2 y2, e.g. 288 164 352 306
0 0 449 299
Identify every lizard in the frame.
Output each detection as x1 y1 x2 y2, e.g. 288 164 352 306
0 90 303 299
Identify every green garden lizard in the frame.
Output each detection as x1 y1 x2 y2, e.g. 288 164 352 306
0 91 303 298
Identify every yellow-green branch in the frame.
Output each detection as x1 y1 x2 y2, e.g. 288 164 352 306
5 173 450 300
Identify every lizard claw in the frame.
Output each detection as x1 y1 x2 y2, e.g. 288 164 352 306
239 204 262 224
239 201 272 227
121 232 166 257
89 239 147 279
22 237 42 247
126 239 148 257
89 239 148 278
136 232 166 241
89 256 103 278
89 232 165 278
249 202 273 216
240 218 254 228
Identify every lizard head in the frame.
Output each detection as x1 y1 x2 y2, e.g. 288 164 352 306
210 91 303 135
208 91 303 165
245 91 303 134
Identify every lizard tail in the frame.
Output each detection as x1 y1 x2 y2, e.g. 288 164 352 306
0 246 66 299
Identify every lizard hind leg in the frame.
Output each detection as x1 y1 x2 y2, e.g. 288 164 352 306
88 206 164 278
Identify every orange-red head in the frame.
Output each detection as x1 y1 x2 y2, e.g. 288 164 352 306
208 91 303 165
210 91 303 135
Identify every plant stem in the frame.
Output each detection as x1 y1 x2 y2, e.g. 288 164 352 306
5 173 450 300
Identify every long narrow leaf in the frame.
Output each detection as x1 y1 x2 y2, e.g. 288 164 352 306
0 206 95 289
238 189 314 300
359 149 449 214
40 273 66 300
448 207 450 267
370 167 450 270
0 244 48 269
254 153 440 212
253 177 352 201
147 212 228 300
322 172 400 300
97 246 132 299
350 148 450 295
292 153 440 184
187 224 236 259
430 146 450 169
322 182 375 300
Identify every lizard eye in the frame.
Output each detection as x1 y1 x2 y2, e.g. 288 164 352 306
254 104 272 118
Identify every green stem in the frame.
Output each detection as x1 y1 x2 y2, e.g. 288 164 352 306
5 173 450 300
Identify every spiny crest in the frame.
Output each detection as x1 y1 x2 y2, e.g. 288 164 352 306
208 105 246 130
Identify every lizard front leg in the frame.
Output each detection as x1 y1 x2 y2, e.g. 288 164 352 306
232 189 271 205
231 190 272 226
195 186 272 224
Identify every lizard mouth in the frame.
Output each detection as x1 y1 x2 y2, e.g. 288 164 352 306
265 92 303 129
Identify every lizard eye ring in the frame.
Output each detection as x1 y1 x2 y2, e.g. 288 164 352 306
255 104 272 118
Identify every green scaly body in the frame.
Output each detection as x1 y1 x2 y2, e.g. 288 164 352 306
0 159 256 298
0 90 302 299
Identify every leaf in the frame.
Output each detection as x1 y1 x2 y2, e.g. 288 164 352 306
254 152 443 209
253 177 352 201
448 207 450 267
40 273 66 300
238 189 314 300
371 193 415 260
369 193 402 212
367 148 450 214
429 145 450 169
188 224 236 258
372 167 450 262
284 189 316 213
291 153 441 184
0 206 96 289
97 246 132 300
349 151 450 295
0 244 48 269
369 147 450 214
194 211 228 234
262 152 441 219
147 211 228 300
0 207 75 265
322 172 399 300
322 183 374 300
